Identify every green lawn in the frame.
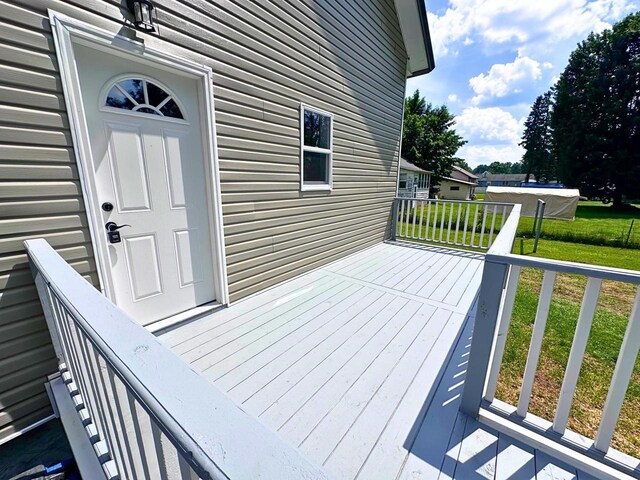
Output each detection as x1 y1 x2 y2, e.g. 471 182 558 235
496 237 640 457
517 201 640 248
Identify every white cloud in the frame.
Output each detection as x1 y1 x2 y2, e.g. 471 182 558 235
428 0 638 58
469 54 543 104
456 107 524 143
447 94 459 103
455 107 526 168
458 144 526 168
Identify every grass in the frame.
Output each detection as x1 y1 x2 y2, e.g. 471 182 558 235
517 201 640 248
496 237 640 457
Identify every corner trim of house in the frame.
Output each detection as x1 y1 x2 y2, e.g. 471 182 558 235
48 10 229 307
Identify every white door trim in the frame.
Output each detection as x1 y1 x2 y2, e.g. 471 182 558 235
49 10 229 312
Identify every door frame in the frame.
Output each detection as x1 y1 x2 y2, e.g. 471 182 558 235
49 11 229 314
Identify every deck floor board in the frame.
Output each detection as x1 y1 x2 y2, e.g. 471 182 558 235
160 241 593 480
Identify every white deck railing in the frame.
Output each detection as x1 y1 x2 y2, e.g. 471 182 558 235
460 235 640 478
391 197 516 250
26 239 330 480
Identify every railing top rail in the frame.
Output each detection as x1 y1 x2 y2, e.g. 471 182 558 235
25 238 331 480
394 197 517 207
487 204 521 255
487 251 640 284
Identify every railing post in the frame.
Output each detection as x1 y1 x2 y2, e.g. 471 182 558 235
391 198 399 241
460 259 510 418
29 257 64 361
532 200 546 253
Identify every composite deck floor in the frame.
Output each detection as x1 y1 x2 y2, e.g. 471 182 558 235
160 241 594 479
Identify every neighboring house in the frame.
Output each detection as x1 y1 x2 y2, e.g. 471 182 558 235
477 172 537 192
435 165 478 200
438 177 477 200
398 158 431 198
0 1 434 445
450 165 478 184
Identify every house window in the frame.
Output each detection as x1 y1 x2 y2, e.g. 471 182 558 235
300 104 333 190
450 186 460 191
104 78 184 120
417 173 429 189
399 172 407 189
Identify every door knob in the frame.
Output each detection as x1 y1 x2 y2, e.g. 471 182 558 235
105 222 131 244
105 222 131 232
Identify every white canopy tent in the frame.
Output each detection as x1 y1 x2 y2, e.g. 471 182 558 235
485 186 580 220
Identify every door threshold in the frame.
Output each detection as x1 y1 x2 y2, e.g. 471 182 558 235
146 302 223 335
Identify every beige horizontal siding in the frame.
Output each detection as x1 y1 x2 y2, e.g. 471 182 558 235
0 0 100 443
0 0 406 442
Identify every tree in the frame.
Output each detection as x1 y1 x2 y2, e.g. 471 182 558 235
521 91 555 182
473 164 491 174
551 12 640 206
473 162 523 175
402 90 467 188
454 158 473 172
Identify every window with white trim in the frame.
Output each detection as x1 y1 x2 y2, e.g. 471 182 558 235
300 104 333 190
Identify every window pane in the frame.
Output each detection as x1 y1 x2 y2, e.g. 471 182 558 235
106 86 135 110
159 99 184 119
118 79 144 104
304 109 331 149
146 81 169 106
303 151 329 183
136 107 161 115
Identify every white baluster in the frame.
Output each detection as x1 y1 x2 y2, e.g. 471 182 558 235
470 204 479 247
454 202 462 245
432 202 439 241
417 200 425 240
411 199 418 238
488 205 498 248
479 207 488 249
446 202 454 243
594 287 640 452
439 202 446 243
517 270 557 417
553 278 602 434
484 266 521 402
462 204 470 246
398 199 405 239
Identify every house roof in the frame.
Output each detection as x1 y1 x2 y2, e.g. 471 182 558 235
481 173 534 182
400 158 432 174
441 176 476 186
393 0 435 77
451 165 478 179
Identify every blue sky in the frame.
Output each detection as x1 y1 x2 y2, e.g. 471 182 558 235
407 0 639 168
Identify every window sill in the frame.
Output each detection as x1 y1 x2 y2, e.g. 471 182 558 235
301 184 332 192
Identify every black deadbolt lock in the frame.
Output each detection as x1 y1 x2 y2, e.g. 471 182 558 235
102 202 114 212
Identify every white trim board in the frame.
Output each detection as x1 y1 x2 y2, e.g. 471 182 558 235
48 11 229 313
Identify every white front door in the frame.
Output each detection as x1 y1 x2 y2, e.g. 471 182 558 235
73 43 217 326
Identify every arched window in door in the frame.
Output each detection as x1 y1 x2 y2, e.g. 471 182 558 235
104 77 184 119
